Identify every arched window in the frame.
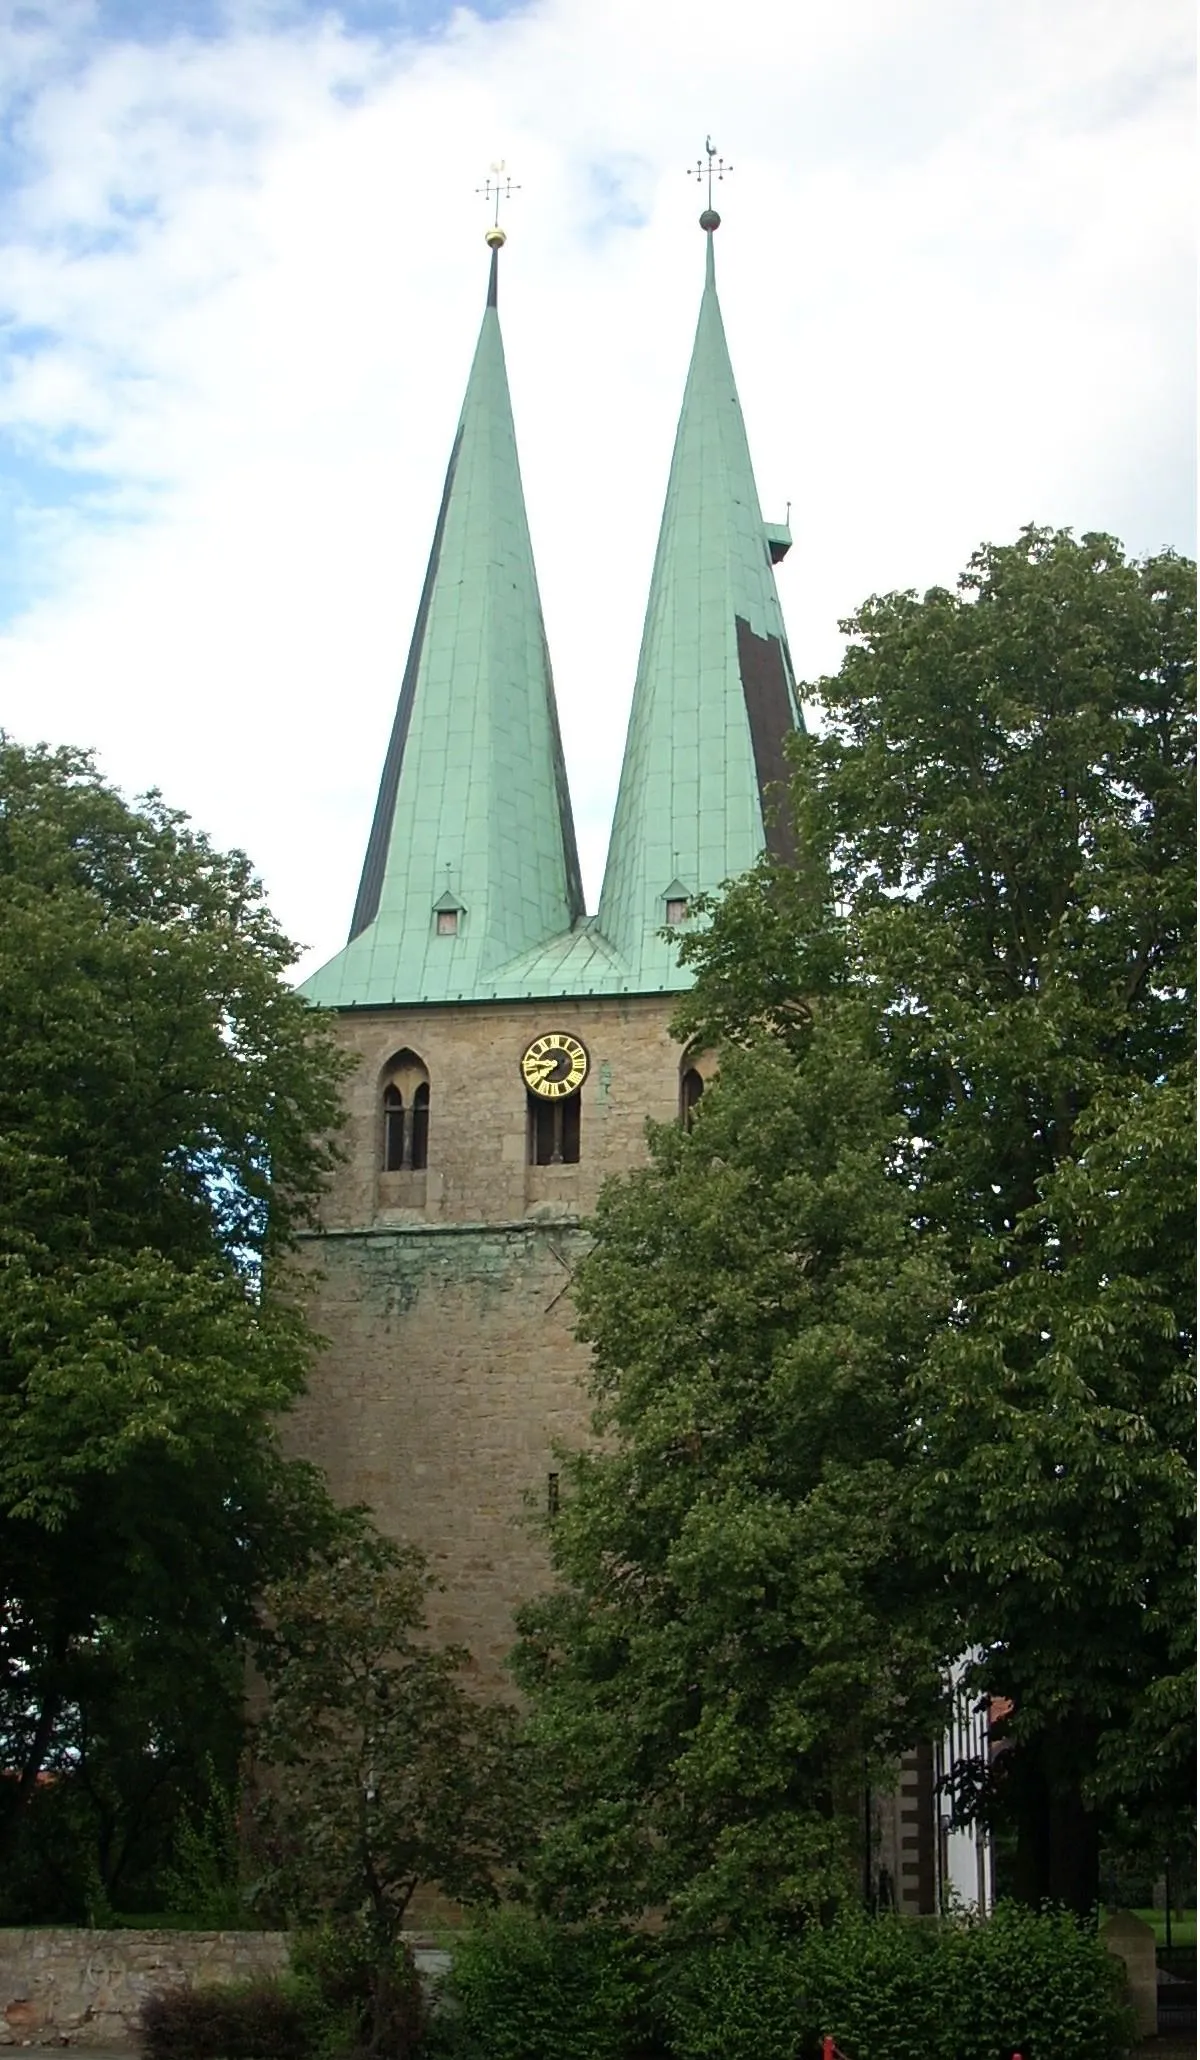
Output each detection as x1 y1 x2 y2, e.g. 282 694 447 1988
382 1084 406 1170
410 1081 430 1172
380 1050 431 1173
528 1089 581 1166
680 1068 704 1130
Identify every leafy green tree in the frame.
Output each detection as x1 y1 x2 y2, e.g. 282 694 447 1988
252 1522 527 2051
0 737 349 1901
513 1005 954 1932
674 528 1195 1909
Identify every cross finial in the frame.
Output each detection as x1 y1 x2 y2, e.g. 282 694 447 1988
477 159 520 247
689 135 732 228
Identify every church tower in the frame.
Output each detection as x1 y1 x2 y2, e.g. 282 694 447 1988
292 201 801 1679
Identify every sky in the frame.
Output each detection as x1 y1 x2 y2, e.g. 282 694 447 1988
0 0 1194 982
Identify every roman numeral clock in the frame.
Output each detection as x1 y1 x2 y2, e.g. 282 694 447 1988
520 1032 589 1099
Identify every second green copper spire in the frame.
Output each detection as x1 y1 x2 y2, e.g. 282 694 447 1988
595 220 803 988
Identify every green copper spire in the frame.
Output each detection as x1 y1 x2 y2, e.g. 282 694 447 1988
303 236 584 1009
596 214 803 990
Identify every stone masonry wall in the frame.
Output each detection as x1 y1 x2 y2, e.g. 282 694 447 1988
286 992 684 1679
0 1929 287 2049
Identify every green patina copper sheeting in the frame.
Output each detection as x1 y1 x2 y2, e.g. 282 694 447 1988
302 246 583 1009
595 229 803 991
305 228 802 1010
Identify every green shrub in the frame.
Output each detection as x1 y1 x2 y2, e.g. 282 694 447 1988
956 1902 1132 2060
652 1905 1132 2060
441 1906 637 2060
656 1931 807 2060
160 1756 249 1929
138 1981 313 2060
287 1921 427 2060
798 1913 966 2060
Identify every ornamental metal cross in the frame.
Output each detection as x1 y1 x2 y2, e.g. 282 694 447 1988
689 136 732 207
477 159 521 228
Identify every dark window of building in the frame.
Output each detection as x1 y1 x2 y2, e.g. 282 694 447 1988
383 1084 406 1170
665 896 689 926
681 1068 704 1130
410 1081 430 1171
381 1050 431 1172
547 1472 560 1520
435 907 459 936
528 1089 581 1165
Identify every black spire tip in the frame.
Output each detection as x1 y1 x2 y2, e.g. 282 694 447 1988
699 207 721 232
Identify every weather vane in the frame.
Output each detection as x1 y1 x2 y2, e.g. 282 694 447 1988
689 135 731 223
477 159 520 247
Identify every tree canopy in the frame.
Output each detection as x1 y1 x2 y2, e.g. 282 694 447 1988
514 1008 953 1930
252 1522 528 2052
253 1522 527 1939
517 528 1195 1919
0 738 349 1911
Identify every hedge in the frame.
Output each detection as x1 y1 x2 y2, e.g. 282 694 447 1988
664 1905 1133 2060
438 1906 640 2060
443 1903 1132 2060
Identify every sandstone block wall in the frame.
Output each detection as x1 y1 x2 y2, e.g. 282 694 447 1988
287 992 686 1678
315 992 684 1228
0 1929 287 2049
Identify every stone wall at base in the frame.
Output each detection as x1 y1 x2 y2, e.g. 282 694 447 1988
0 1929 288 2049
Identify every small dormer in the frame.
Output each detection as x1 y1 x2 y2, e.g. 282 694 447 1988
663 878 692 927
764 519 792 565
433 889 465 939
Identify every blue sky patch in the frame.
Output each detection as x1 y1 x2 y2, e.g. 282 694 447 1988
89 0 530 42
0 451 124 626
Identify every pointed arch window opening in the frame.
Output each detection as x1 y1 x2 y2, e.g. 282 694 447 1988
681 1068 705 1130
528 1089 581 1166
383 1084 406 1171
410 1082 430 1170
380 1052 431 1173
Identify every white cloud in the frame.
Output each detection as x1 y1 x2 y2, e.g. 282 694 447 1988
0 0 1193 976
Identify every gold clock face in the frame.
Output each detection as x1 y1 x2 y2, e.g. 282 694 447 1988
521 1031 589 1100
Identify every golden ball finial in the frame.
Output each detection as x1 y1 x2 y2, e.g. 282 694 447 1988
485 225 507 249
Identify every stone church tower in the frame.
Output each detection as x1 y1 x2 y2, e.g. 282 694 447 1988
291 208 801 1683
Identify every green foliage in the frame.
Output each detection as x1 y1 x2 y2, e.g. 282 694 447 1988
160 1756 249 1928
954 1903 1132 2060
657 1930 806 2060
253 1521 528 2006
660 1906 1130 2060
795 1914 956 2060
670 526 1196 1906
441 1907 638 2060
514 1005 953 1930
288 1922 428 2060
0 736 350 1907
434 1905 1130 2060
139 1981 313 2060
140 1927 430 2060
